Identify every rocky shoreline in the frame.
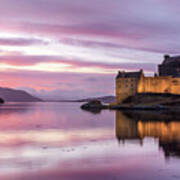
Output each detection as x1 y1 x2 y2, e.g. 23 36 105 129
81 102 171 111
81 96 180 113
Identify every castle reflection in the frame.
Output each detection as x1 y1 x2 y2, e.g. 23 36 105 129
116 111 180 158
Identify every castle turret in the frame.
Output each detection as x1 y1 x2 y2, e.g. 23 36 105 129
116 70 143 103
159 54 180 77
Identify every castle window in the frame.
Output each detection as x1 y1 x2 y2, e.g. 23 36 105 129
172 80 179 86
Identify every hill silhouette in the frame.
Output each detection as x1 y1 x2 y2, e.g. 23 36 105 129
0 87 42 102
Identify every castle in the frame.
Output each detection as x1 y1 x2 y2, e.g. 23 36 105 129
116 111 180 157
116 55 180 103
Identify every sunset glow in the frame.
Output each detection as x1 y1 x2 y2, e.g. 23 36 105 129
1 0 180 99
1 1 180 180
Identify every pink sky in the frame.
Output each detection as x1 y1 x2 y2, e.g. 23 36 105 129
0 0 180 99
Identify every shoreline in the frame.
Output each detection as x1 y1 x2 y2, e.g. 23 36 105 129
81 102 180 112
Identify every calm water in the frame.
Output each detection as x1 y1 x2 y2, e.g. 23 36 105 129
0 102 179 180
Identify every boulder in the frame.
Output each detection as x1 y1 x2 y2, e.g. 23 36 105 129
81 100 107 110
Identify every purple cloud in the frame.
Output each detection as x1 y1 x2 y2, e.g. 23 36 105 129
0 37 48 46
0 54 157 72
0 0 180 98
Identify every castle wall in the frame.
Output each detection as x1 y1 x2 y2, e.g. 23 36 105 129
169 78 180 94
138 76 171 94
138 76 180 94
116 77 139 103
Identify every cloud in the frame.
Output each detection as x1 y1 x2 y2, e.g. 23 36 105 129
0 37 48 46
0 0 180 98
2 18 180 54
84 77 98 82
0 54 157 72
0 70 115 99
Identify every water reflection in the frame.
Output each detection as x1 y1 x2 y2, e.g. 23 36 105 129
0 103 179 179
116 111 180 158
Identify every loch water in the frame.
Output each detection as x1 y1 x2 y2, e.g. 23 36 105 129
0 102 179 180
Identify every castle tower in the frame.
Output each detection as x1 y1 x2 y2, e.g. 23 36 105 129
158 55 180 77
116 70 144 103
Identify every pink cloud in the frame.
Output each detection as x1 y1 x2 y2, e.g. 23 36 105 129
0 54 156 71
0 0 180 98
0 70 115 99
0 37 48 46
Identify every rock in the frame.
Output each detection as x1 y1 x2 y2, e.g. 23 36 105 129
81 100 107 110
0 98 5 104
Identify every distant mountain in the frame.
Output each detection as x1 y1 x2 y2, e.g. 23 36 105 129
0 87 42 102
74 96 116 104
